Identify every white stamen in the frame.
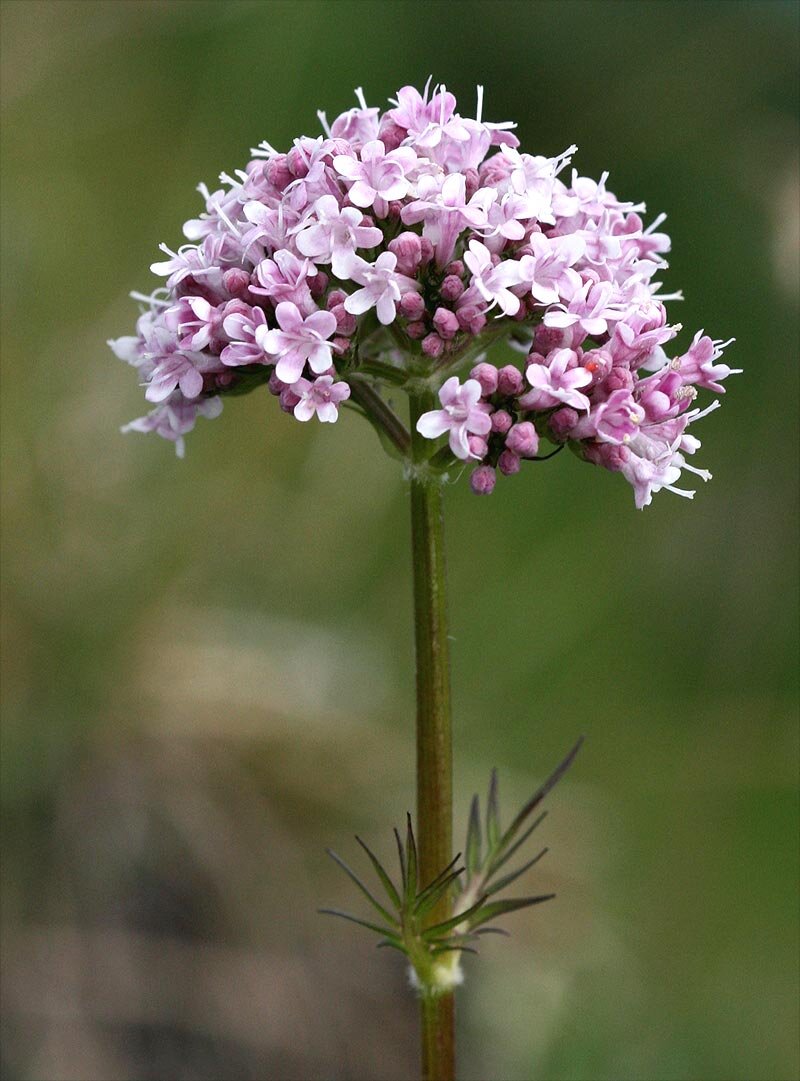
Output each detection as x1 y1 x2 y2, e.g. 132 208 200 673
664 484 696 500
686 400 722 425
354 86 368 111
644 212 667 235
317 110 331 137
476 85 484 124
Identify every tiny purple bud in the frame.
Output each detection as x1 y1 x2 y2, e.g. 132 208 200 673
309 271 329 298
326 289 347 309
506 421 539 458
388 232 423 275
265 155 292 191
497 364 524 396
433 307 460 340
332 337 351 356
470 362 499 396
419 237 434 265
223 268 251 297
378 117 406 151
549 407 579 441
456 305 486 335
386 201 403 222
490 409 512 434
470 465 497 495
406 320 427 340
445 260 465 278
440 275 464 303
464 169 480 199
399 292 426 320
498 449 521 475
468 434 489 459
583 441 631 471
331 304 357 336
279 386 301 412
287 145 310 178
422 333 444 358
268 372 285 396
215 371 237 390
605 365 635 392
583 350 612 385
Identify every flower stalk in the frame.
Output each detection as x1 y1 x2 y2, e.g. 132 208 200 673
409 389 455 1078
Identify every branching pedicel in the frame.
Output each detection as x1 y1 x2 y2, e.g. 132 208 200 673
111 82 737 1080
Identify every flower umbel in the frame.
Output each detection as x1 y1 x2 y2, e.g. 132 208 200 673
111 82 737 507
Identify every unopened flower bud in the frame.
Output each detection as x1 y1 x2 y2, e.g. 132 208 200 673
445 260 465 278
549 407 579 441
463 169 480 199
433 307 459 340
419 237 434 265
399 292 426 320
497 364 523 396
498 449 521 475
279 386 301 412
309 271 329 298
605 365 634 392
470 362 499 396
215 371 237 390
223 268 251 297
268 372 285 396
491 409 512 434
389 232 423 275
468 434 489 459
406 321 427 339
456 305 486 335
332 337 351 355
326 289 347 309
470 465 496 495
377 118 406 151
287 145 310 178
331 304 357 336
506 421 539 458
265 155 292 190
422 333 444 358
440 275 464 303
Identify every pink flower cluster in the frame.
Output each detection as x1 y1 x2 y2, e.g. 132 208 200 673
111 82 737 505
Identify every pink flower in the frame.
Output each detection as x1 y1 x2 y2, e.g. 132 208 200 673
416 376 492 459
543 280 626 338
251 250 317 311
165 296 224 352
344 252 419 325
674 331 739 393
333 140 417 212
515 235 584 306
261 302 338 384
220 304 269 367
292 374 351 423
463 240 521 317
294 195 383 278
520 349 592 412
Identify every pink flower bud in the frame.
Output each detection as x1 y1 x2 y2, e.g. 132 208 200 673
470 362 499 396
331 304 357 336
287 145 310 178
388 232 423 275
549 407 579 441
433 307 460 340
399 292 426 320
583 350 612 385
498 449 521 475
406 321 427 340
265 156 292 190
419 237 434 266
279 386 301 412
497 364 523 396
464 169 480 199
268 372 285 396
215 371 237 390
386 201 403 222
440 275 464 303
491 409 512 434
468 434 489 459
605 365 635 392
378 118 406 151
445 260 465 278
309 271 329 298
456 305 486 335
583 441 631 471
470 465 497 495
332 337 351 355
534 322 573 354
421 333 444 358
223 268 251 297
506 421 539 458
326 289 347 309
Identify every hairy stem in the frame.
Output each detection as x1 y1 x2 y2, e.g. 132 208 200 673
409 390 455 1081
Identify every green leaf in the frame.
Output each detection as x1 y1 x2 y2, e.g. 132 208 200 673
422 895 488 939
465 794 482 877
494 737 583 862
487 811 548 878
484 847 548 898
463 893 555 930
404 814 418 910
430 944 479 956
413 867 464 918
376 938 408 954
318 908 403 942
393 827 406 893
326 849 399 928
486 768 501 852
355 835 402 912
413 853 463 912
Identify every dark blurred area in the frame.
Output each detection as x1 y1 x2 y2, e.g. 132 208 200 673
1 2 798 1079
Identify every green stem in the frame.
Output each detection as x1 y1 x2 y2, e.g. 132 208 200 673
409 390 455 1081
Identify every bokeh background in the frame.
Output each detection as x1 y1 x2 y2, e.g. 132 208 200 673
1 2 798 1079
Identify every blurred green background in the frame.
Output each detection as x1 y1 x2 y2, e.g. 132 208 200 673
1 2 798 1079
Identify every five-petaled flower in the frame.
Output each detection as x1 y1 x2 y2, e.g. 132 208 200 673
416 377 492 459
